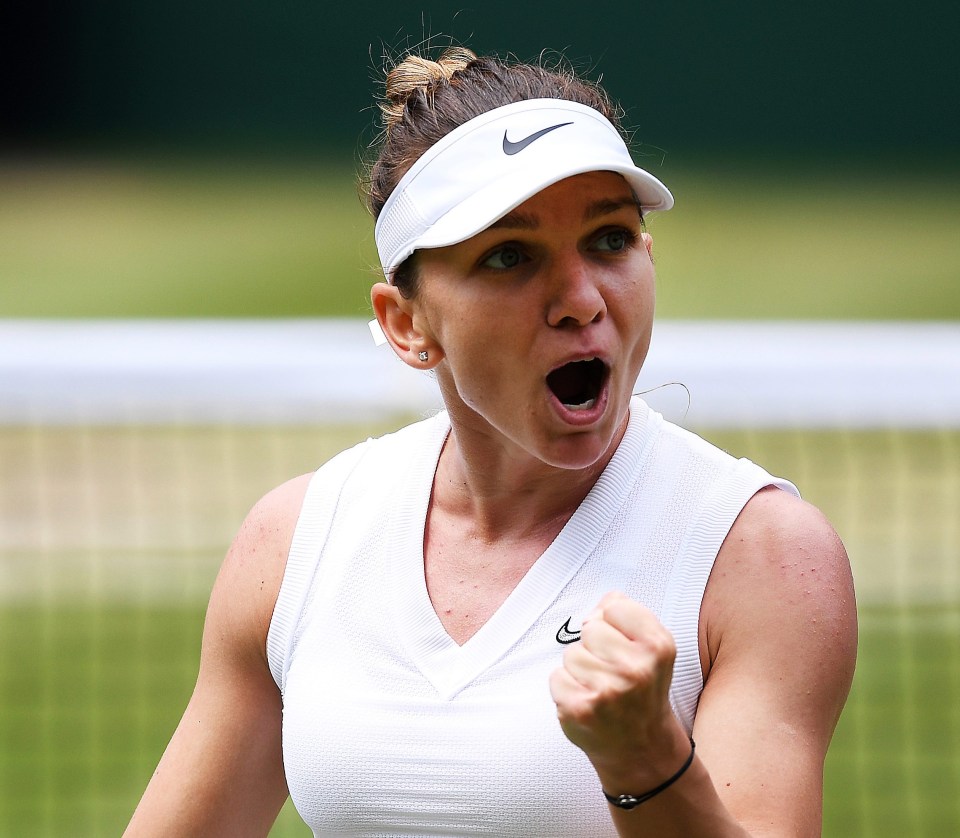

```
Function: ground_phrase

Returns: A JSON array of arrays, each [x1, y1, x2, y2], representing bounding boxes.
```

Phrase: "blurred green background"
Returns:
[[1, 1, 959, 836], [3, 0, 959, 321], [3, 162, 960, 321]]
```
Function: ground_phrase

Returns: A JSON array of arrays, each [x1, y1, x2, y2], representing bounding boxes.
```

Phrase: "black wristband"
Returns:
[[602, 737, 696, 810]]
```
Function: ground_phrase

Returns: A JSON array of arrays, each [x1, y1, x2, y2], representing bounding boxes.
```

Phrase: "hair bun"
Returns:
[[381, 47, 477, 129]]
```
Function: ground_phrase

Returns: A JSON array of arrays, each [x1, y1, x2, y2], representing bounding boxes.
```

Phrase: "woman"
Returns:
[[126, 47, 857, 837]]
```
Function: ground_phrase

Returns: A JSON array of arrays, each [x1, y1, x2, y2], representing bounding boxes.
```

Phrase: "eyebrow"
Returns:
[[486, 211, 538, 231], [582, 196, 643, 221], [486, 195, 641, 231]]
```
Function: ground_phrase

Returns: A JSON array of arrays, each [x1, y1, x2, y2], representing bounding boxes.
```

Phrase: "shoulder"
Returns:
[[709, 487, 851, 616], [204, 472, 314, 668], [700, 486, 857, 717], [712, 486, 846, 582], [236, 472, 314, 550]]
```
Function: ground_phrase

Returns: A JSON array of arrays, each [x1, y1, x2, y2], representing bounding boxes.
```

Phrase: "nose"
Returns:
[[545, 253, 607, 329]]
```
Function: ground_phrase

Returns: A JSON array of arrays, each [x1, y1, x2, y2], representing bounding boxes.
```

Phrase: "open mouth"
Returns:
[[546, 358, 608, 411]]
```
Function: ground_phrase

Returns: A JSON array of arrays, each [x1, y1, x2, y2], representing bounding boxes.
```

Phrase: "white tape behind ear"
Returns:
[[368, 319, 388, 346]]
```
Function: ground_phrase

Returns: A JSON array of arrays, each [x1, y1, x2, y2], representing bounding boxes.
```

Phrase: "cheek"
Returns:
[[639, 269, 656, 315], [435, 327, 510, 407], [616, 260, 656, 323], [616, 264, 656, 365], [437, 313, 542, 422]]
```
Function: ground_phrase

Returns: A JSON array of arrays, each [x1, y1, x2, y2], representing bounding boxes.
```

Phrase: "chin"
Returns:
[[542, 422, 625, 472]]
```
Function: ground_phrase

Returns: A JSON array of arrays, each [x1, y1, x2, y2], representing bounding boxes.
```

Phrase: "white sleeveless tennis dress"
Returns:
[[267, 399, 797, 836]]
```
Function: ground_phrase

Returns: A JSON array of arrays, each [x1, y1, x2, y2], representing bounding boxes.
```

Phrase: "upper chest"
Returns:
[[422, 509, 569, 645]]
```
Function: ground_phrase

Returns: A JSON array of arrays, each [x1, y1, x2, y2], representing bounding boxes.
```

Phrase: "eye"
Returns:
[[481, 244, 526, 270], [591, 229, 635, 253]]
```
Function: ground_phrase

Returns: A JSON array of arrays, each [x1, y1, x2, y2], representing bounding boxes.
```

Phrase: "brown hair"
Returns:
[[362, 47, 627, 294]]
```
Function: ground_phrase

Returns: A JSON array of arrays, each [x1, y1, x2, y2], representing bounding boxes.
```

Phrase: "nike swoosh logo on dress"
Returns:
[[502, 122, 573, 155], [556, 617, 582, 644]]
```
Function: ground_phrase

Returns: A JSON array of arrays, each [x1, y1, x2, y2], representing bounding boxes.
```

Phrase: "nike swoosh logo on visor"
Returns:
[[502, 121, 573, 155]]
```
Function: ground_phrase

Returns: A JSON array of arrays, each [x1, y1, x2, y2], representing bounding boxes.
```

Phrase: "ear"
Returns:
[[370, 282, 444, 369], [641, 231, 654, 257]]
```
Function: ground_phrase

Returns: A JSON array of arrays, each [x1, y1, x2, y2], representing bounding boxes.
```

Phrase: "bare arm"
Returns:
[[550, 487, 857, 837], [124, 473, 313, 838]]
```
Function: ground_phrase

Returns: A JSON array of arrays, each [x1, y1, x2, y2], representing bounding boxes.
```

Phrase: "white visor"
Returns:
[[374, 98, 674, 279]]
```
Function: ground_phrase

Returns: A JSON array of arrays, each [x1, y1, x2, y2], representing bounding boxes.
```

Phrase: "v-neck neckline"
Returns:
[[387, 405, 652, 699]]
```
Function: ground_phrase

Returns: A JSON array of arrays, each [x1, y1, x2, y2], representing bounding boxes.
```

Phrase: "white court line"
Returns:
[[1, 319, 958, 427]]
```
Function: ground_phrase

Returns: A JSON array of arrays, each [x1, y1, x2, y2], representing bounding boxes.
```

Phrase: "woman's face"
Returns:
[[409, 170, 656, 471]]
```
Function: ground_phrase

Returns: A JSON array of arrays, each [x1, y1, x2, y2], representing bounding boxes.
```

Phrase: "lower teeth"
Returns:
[[565, 398, 596, 411]]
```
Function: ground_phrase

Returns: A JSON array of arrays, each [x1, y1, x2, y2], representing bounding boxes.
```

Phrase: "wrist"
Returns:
[[601, 737, 696, 810], [590, 723, 694, 802]]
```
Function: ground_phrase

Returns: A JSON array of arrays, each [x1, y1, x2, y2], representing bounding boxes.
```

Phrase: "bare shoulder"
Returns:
[[700, 485, 858, 724], [226, 472, 314, 584], [709, 486, 853, 604], [205, 472, 315, 666]]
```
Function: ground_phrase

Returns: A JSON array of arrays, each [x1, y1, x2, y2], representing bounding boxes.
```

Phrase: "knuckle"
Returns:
[[646, 630, 677, 662], [621, 657, 654, 685], [560, 695, 596, 726]]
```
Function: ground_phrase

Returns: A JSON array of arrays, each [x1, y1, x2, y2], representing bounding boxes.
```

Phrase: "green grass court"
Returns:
[[1, 161, 959, 834]]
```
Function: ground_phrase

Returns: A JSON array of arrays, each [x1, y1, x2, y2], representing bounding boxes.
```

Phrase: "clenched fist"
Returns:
[[549, 591, 690, 785]]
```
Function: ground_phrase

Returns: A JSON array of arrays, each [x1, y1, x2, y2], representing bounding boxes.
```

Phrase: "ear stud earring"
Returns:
[[418, 350, 429, 362]]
